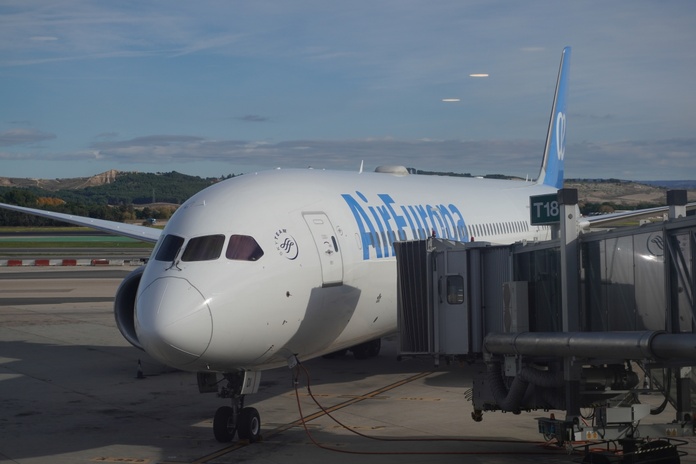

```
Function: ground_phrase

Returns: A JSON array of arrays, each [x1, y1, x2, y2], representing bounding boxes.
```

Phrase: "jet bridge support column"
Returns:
[[558, 188, 581, 420], [667, 189, 691, 423]]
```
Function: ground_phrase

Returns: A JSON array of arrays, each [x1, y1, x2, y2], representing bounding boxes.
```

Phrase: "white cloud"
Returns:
[[0, 128, 56, 146], [0, 135, 675, 180]]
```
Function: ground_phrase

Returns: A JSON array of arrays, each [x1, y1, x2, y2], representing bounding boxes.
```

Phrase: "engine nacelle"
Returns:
[[114, 266, 145, 350]]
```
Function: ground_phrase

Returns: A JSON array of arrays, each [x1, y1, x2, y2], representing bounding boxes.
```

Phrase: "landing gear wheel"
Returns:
[[367, 338, 381, 357], [352, 339, 382, 359], [213, 406, 236, 443], [237, 407, 261, 442], [352, 345, 370, 360]]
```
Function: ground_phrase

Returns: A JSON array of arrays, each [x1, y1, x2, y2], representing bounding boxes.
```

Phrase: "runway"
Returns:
[[1, 267, 694, 464]]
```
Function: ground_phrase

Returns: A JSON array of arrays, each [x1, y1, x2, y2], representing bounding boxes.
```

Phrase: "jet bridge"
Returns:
[[394, 189, 696, 463]]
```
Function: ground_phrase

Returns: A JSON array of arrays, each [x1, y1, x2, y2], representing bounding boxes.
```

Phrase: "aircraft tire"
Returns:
[[353, 339, 381, 359], [367, 338, 381, 357], [352, 344, 370, 360], [237, 407, 261, 442], [213, 406, 236, 443]]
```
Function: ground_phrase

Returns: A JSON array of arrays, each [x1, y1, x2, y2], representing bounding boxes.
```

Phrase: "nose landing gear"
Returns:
[[213, 402, 261, 443], [199, 370, 262, 443]]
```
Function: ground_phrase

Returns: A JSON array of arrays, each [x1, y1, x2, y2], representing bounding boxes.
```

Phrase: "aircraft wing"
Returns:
[[582, 203, 696, 229], [0, 202, 162, 243]]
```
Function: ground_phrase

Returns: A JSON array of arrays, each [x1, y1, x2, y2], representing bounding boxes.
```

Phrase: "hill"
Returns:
[[0, 170, 231, 205], [0, 169, 120, 191], [565, 179, 696, 207], [1, 169, 694, 210], [641, 180, 696, 190]]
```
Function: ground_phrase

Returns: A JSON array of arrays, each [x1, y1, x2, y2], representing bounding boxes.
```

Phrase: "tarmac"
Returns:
[[1, 266, 695, 464]]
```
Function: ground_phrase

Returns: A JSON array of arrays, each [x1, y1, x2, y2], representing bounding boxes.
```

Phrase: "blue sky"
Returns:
[[1, 1, 695, 181]]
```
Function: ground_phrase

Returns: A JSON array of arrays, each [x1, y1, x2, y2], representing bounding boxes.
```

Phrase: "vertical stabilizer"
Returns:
[[536, 47, 571, 189]]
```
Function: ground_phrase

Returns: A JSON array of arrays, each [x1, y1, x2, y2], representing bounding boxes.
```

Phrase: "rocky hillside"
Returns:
[[566, 179, 696, 207], [0, 169, 120, 191]]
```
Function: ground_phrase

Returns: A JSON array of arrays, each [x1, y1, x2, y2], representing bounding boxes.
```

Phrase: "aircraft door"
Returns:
[[303, 212, 344, 287]]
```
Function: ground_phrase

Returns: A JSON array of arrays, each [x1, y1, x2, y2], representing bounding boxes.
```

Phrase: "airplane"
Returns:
[[0, 47, 572, 443]]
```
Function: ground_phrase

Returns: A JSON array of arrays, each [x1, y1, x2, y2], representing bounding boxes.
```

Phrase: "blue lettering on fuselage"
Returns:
[[341, 191, 469, 260]]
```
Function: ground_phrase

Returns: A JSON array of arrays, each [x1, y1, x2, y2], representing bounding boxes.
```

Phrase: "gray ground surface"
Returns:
[[1, 267, 694, 463]]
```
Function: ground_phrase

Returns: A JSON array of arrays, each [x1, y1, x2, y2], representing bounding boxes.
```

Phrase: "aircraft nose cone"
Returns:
[[136, 277, 212, 367]]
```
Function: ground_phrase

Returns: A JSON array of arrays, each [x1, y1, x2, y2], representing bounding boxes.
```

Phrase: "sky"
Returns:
[[1, 1, 695, 181]]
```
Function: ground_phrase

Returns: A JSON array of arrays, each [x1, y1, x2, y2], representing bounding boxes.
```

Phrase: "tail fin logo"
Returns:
[[556, 111, 566, 161]]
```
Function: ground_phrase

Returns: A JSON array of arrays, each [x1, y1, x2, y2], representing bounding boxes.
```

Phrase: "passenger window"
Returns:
[[446, 275, 465, 305], [182, 234, 225, 262], [226, 235, 264, 261], [155, 234, 185, 261]]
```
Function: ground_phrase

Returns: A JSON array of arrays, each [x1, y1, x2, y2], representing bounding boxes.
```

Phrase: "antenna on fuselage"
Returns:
[[359, 160, 364, 174]]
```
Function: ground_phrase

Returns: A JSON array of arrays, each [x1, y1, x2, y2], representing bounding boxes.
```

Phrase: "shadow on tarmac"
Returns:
[[0, 333, 487, 463]]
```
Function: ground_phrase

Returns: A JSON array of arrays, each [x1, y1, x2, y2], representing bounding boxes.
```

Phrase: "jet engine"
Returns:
[[114, 266, 145, 350]]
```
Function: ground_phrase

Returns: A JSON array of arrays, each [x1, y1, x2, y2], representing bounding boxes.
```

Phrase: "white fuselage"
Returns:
[[133, 168, 556, 373]]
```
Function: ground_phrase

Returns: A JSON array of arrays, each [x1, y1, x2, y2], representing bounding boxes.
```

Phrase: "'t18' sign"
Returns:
[[530, 193, 560, 225]]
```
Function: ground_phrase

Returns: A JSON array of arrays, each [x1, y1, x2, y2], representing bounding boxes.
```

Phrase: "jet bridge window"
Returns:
[[226, 235, 264, 261], [155, 234, 185, 261], [182, 234, 225, 262], [446, 275, 465, 305]]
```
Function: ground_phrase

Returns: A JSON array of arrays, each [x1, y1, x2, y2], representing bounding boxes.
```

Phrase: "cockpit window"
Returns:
[[226, 235, 264, 261], [155, 234, 185, 261], [181, 234, 225, 262]]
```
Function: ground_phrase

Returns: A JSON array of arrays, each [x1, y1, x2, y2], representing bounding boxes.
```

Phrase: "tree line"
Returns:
[[0, 170, 667, 227], [0, 171, 235, 227], [0, 189, 180, 226]]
